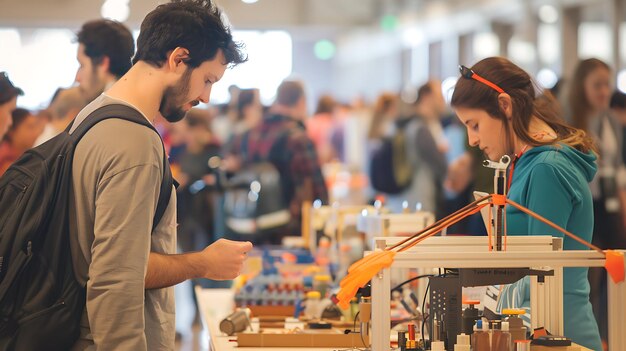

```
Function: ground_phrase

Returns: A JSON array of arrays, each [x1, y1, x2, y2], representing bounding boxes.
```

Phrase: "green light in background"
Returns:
[[380, 14, 398, 32], [314, 40, 336, 60]]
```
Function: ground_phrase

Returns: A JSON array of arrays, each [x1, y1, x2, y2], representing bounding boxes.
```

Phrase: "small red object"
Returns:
[[408, 323, 415, 341]]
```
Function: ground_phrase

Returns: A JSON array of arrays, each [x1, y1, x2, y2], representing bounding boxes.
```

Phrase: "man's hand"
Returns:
[[146, 239, 253, 289], [194, 239, 253, 280]]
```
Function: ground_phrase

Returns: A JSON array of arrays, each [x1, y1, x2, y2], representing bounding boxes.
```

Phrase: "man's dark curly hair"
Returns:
[[133, 0, 247, 68], [77, 19, 135, 78]]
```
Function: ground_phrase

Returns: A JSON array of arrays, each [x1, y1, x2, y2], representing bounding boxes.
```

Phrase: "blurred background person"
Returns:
[[306, 94, 338, 164], [34, 86, 87, 145], [232, 88, 262, 137], [75, 19, 134, 102], [367, 93, 400, 158], [568, 58, 626, 346], [367, 92, 399, 145], [0, 108, 43, 176], [0, 72, 23, 141], [384, 80, 448, 216], [610, 90, 626, 165], [223, 79, 328, 244], [569, 59, 626, 243], [365, 92, 400, 201], [227, 84, 241, 124]]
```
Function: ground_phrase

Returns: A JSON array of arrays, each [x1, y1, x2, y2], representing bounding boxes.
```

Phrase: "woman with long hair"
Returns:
[[568, 58, 626, 346], [367, 92, 399, 141], [451, 56, 601, 350]]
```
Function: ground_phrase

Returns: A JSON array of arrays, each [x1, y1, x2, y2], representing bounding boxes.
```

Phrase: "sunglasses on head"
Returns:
[[459, 65, 505, 94]]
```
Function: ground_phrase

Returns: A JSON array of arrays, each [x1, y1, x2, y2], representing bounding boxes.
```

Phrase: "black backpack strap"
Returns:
[[70, 104, 174, 232]]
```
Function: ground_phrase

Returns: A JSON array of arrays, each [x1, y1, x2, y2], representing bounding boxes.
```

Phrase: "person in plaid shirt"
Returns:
[[224, 80, 328, 243]]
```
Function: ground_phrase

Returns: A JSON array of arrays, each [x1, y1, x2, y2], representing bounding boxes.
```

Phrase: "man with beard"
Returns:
[[68, 1, 249, 350], [75, 19, 135, 102]]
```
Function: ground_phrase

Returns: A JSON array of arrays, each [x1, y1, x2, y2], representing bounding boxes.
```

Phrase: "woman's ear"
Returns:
[[498, 93, 513, 119]]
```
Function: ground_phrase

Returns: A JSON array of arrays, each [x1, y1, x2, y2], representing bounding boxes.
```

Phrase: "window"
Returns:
[[578, 22, 611, 62], [0, 28, 292, 109], [0, 28, 78, 109], [208, 30, 292, 105]]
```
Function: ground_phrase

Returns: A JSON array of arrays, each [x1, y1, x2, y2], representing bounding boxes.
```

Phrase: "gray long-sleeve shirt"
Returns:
[[69, 94, 176, 350]]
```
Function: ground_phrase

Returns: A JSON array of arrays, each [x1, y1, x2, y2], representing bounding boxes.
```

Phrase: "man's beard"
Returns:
[[159, 68, 198, 123], [159, 86, 187, 123], [81, 72, 107, 103]]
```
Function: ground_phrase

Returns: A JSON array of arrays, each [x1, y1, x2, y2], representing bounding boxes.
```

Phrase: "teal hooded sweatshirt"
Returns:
[[501, 144, 602, 350]]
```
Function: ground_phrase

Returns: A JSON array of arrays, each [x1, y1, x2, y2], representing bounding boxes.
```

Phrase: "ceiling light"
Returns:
[[101, 0, 130, 22], [314, 40, 335, 61], [537, 68, 558, 89], [539, 5, 559, 24]]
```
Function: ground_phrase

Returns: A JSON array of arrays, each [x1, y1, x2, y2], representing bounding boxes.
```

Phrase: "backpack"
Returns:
[[223, 130, 291, 237], [0, 104, 173, 350], [370, 117, 417, 194]]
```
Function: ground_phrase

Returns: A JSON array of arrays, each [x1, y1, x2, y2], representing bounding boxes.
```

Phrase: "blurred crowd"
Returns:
[[6, 60, 626, 238]]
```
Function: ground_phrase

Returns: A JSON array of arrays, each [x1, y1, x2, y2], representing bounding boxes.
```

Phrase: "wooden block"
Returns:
[[248, 305, 295, 317], [236, 329, 369, 348]]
